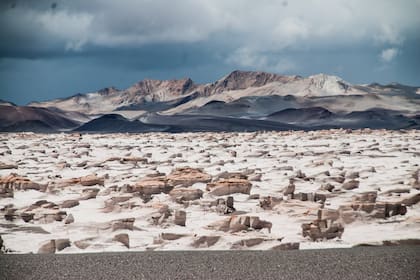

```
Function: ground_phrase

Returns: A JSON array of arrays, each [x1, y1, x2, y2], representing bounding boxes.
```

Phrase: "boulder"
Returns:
[[160, 233, 188, 240], [0, 162, 18, 170], [61, 200, 80, 208], [215, 171, 247, 180], [149, 204, 171, 225], [259, 196, 282, 210], [317, 209, 339, 222], [113, 233, 129, 248], [0, 173, 46, 192], [208, 215, 272, 233], [74, 240, 91, 250], [64, 214, 74, 224], [55, 239, 71, 251], [21, 212, 35, 223], [302, 219, 344, 241], [112, 218, 135, 231], [283, 181, 295, 197], [169, 188, 203, 202], [80, 174, 104, 186], [80, 188, 100, 200], [174, 210, 186, 226], [401, 193, 420, 206], [352, 191, 377, 203], [248, 173, 262, 182], [0, 183, 13, 198], [38, 240, 56, 254], [231, 238, 265, 249], [134, 176, 172, 195], [167, 167, 211, 187], [351, 202, 407, 219], [346, 171, 359, 179], [191, 236, 220, 248], [215, 197, 236, 215], [206, 179, 252, 196], [271, 243, 300, 250], [342, 180, 359, 190]]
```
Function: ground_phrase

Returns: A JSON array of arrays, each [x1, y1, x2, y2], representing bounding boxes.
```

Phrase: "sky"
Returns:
[[0, 0, 419, 105]]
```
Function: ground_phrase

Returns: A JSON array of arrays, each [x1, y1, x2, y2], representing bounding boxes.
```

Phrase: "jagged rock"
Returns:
[[259, 196, 282, 210], [191, 236, 220, 248], [382, 188, 410, 195], [320, 183, 335, 192], [215, 197, 236, 215], [346, 171, 359, 179], [401, 193, 420, 206], [231, 238, 265, 249], [302, 219, 344, 241], [80, 174, 104, 186], [149, 204, 171, 225], [21, 212, 35, 223], [352, 191, 377, 203], [0, 163, 18, 169], [294, 192, 326, 203], [0, 173, 46, 192], [105, 156, 147, 165], [103, 196, 133, 211], [296, 170, 306, 179], [166, 167, 211, 187], [0, 235, 3, 252], [112, 218, 135, 231], [80, 188, 100, 200], [113, 233, 129, 248], [0, 183, 13, 198], [226, 196, 234, 208], [61, 200, 80, 208], [271, 243, 300, 250], [248, 173, 262, 181], [342, 180, 360, 190], [55, 239, 71, 251], [215, 171, 248, 180], [330, 176, 345, 184], [160, 233, 188, 240], [134, 176, 172, 195], [206, 178, 252, 196], [338, 205, 361, 224], [174, 210, 186, 226], [169, 188, 203, 202], [207, 215, 272, 233], [248, 194, 260, 200], [283, 180, 295, 197], [352, 202, 407, 218], [4, 207, 17, 221], [74, 239, 91, 250], [64, 214, 74, 224], [317, 209, 339, 221], [38, 240, 56, 254]]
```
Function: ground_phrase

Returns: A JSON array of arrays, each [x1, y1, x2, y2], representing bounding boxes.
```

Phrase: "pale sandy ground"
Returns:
[[0, 129, 419, 253]]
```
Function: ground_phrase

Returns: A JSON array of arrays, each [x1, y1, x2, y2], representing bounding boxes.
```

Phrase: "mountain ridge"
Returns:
[[2, 70, 419, 132]]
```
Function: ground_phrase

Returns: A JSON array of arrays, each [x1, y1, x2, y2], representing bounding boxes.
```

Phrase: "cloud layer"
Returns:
[[1, 0, 419, 57], [0, 0, 419, 104]]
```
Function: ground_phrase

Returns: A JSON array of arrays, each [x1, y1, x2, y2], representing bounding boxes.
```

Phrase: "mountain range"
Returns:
[[1, 70, 419, 132]]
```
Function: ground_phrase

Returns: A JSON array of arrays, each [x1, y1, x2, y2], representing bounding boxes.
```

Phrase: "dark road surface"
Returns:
[[1, 246, 419, 280]]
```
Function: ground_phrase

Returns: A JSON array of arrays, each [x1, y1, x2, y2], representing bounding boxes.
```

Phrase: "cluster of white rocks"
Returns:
[[0, 129, 419, 253]]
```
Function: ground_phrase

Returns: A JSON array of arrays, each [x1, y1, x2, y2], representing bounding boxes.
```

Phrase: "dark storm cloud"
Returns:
[[0, 0, 419, 105]]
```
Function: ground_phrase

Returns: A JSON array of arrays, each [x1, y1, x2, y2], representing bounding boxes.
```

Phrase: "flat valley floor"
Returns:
[[0, 129, 419, 253]]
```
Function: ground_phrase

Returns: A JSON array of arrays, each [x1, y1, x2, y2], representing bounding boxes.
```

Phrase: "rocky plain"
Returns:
[[0, 129, 419, 254]]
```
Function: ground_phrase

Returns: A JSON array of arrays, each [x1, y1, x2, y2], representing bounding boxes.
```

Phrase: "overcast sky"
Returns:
[[1, 0, 419, 105]]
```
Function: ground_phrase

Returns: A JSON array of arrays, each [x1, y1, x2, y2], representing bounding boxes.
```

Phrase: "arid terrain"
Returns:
[[1, 129, 419, 253]]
